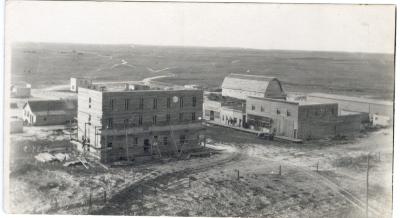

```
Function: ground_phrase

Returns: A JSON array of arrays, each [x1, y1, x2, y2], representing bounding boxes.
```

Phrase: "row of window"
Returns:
[[106, 112, 197, 128], [251, 104, 291, 117], [106, 135, 186, 148], [93, 96, 198, 111]]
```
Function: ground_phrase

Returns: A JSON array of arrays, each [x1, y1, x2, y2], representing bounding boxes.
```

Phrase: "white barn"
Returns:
[[221, 74, 286, 100]]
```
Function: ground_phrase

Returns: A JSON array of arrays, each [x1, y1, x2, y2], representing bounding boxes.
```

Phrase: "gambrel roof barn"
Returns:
[[221, 74, 286, 100]]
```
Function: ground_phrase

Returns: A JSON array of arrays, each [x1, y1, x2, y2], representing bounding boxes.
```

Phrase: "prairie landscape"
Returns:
[[11, 43, 394, 99], [7, 43, 394, 217]]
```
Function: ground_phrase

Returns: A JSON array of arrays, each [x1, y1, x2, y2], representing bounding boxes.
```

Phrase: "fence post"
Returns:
[[103, 190, 107, 203], [237, 169, 240, 180], [316, 161, 319, 172], [188, 177, 191, 188], [141, 185, 144, 200], [88, 191, 92, 214], [279, 165, 282, 176]]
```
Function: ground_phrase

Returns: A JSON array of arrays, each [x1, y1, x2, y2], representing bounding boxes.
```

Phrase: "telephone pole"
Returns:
[[366, 154, 370, 218]]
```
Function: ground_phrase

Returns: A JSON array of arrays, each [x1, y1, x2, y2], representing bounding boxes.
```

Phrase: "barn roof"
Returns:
[[23, 99, 77, 113], [221, 74, 281, 94]]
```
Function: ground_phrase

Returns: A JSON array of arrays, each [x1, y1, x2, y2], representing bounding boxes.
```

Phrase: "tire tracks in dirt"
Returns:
[[245, 145, 380, 217], [49, 149, 242, 215]]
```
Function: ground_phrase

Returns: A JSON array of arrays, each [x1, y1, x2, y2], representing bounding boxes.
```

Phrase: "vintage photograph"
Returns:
[[3, 1, 395, 217]]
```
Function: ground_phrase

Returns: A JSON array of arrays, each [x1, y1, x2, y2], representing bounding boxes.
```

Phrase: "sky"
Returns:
[[5, 1, 396, 53]]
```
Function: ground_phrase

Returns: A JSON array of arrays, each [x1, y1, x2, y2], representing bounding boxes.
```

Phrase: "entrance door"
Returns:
[[210, 111, 215, 121], [144, 139, 150, 154]]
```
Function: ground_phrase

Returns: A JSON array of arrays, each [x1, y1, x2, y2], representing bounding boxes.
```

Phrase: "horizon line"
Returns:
[[11, 41, 395, 55]]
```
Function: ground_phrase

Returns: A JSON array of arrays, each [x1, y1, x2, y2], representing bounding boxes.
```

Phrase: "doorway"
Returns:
[[144, 139, 150, 153], [210, 111, 215, 121]]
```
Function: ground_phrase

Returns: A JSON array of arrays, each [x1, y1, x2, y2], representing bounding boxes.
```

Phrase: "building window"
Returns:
[[166, 114, 171, 123], [139, 98, 144, 110], [110, 99, 114, 111], [287, 111, 291, 116], [276, 109, 281, 115], [107, 118, 113, 129], [134, 137, 138, 145], [179, 113, 184, 121], [44, 117, 47, 121], [179, 135, 186, 144], [261, 106, 264, 112], [251, 105, 255, 110], [138, 115, 143, 126], [180, 97, 184, 108], [167, 97, 171, 108], [89, 97, 91, 103], [88, 115, 91, 122], [124, 99, 129, 110], [124, 119, 129, 126], [153, 98, 158, 109], [192, 96, 197, 107], [107, 136, 113, 148], [152, 115, 157, 125], [192, 112, 196, 121], [163, 136, 168, 145]]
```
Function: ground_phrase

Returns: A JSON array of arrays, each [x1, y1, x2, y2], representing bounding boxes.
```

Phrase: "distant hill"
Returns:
[[10, 42, 394, 100]]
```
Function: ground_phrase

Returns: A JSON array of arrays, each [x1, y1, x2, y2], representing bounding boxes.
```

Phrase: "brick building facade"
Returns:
[[77, 84, 203, 163]]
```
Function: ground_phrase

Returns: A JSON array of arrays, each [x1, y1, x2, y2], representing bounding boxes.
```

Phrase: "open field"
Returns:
[[11, 43, 394, 100], [8, 124, 392, 217]]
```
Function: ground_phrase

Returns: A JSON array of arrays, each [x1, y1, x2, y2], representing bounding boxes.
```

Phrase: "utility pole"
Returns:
[[125, 122, 129, 161], [366, 154, 370, 218]]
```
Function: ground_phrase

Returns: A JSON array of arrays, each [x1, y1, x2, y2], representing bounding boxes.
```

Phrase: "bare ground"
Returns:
[[7, 124, 392, 217]]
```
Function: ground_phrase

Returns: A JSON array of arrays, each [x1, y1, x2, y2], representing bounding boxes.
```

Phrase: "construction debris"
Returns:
[[35, 153, 56, 163]]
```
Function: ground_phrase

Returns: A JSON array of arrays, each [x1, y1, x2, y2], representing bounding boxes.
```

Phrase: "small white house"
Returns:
[[372, 114, 392, 127], [11, 82, 31, 98]]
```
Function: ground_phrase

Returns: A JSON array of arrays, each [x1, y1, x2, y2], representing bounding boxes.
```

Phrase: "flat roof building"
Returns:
[[307, 93, 393, 119], [11, 82, 31, 98], [77, 83, 204, 163], [246, 97, 362, 140]]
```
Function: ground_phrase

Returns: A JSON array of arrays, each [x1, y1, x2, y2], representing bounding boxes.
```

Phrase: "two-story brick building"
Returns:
[[77, 83, 204, 163]]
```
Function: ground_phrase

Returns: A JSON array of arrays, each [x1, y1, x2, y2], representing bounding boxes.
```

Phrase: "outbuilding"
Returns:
[[11, 82, 31, 98], [22, 99, 77, 126]]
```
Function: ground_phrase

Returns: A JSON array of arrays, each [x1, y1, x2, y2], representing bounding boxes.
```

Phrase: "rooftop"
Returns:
[[205, 92, 246, 111], [81, 82, 198, 92], [308, 93, 393, 106], [24, 99, 77, 113], [248, 96, 337, 106]]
